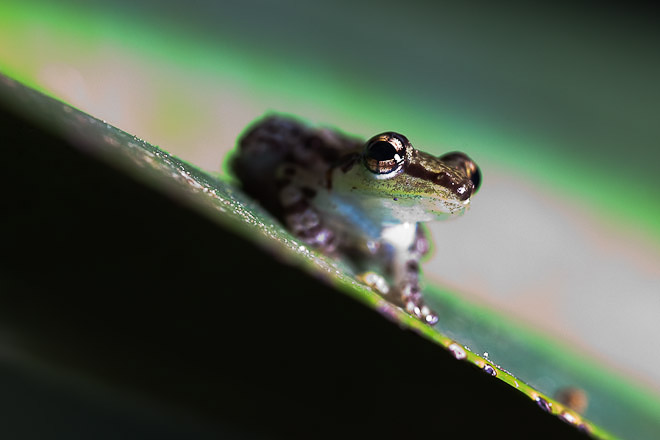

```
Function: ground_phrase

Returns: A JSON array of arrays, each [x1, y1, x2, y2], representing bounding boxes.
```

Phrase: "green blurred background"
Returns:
[[1, 0, 659, 435], [2, 0, 659, 224]]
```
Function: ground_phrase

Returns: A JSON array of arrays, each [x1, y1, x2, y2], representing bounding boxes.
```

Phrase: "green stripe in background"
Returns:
[[1, 0, 659, 246]]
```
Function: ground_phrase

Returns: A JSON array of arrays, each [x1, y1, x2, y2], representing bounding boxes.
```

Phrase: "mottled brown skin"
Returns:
[[232, 115, 365, 254]]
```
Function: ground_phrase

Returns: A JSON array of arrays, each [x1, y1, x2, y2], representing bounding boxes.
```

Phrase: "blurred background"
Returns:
[[1, 0, 659, 435]]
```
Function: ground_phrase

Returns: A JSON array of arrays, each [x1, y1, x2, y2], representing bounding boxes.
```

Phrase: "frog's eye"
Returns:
[[440, 152, 482, 194], [363, 132, 411, 176]]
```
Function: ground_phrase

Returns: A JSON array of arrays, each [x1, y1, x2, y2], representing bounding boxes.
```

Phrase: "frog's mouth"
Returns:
[[404, 163, 476, 202]]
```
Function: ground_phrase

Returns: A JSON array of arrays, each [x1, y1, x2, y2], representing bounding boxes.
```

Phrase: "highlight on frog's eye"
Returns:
[[363, 132, 410, 176]]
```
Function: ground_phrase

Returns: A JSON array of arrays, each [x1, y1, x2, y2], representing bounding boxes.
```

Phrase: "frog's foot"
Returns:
[[380, 223, 439, 325], [401, 285, 439, 325], [359, 270, 439, 325], [357, 271, 390, 295]]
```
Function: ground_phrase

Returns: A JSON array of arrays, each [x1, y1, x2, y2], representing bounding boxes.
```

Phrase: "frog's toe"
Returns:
[[422, 307, 439, 325], [405, 301, 438, 325], [402, 287, 438, 325], [358, 271, 390, 295]]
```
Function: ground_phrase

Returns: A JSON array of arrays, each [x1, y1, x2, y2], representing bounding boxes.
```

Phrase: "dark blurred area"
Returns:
[[0, 88, 589, 438]]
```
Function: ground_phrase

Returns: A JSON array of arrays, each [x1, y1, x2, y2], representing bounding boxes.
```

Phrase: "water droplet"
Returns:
[[559, 411, 577, 425], [448, 343, 466, 360], [424, 313, 438, 325], [482, 364, 497, 376], [535, 396, 552, 413], [577, 423, 590, 434]]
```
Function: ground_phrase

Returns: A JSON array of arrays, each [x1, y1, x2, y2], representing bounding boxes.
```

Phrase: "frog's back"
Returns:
[[232, 115, 362, 216]]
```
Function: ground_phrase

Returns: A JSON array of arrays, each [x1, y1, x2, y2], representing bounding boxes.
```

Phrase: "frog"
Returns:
[[231, 115, 481, 325]]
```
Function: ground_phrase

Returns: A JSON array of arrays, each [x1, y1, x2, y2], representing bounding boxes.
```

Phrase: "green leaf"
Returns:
[[6, 72, 660, 439]]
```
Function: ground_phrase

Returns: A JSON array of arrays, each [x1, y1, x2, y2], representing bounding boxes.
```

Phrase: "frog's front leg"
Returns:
[[381, 223, 438, 325]]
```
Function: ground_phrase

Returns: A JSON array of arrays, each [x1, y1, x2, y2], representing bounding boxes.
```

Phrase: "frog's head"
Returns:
[[333, 132, 481, 224]]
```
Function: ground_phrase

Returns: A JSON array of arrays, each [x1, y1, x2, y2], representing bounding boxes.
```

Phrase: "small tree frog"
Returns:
[[232, 115, 481, 325]]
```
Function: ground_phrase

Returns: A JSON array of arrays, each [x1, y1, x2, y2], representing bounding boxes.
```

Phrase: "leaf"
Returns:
[[3, 73, 659, 439]]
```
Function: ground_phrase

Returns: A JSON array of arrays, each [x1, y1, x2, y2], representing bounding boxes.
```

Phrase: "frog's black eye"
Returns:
[[439, 152, 482, 194], [363, 132, 411, 175], [470, 166, 482, 193]]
